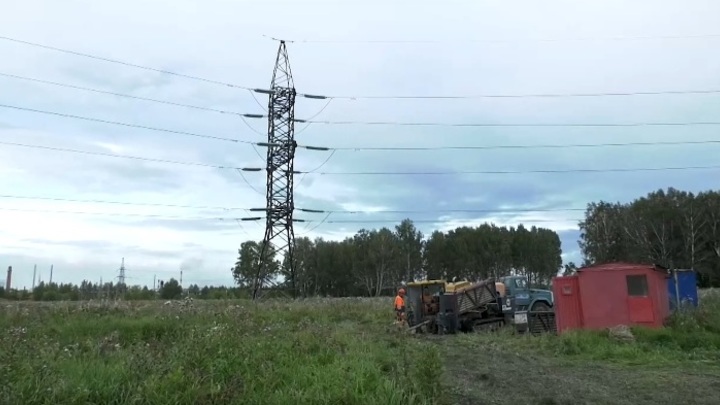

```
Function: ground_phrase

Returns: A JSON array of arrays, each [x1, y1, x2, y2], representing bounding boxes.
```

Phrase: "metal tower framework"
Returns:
[[116, 258, 128, 299], [117, 258, 126, 286], [253, 40, 298, 300]]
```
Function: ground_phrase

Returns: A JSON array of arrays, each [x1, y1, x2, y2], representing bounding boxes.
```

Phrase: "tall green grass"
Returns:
[[0, 299, 444, 405], [3, 291, 718, 404], [503, 289, 720, 365]]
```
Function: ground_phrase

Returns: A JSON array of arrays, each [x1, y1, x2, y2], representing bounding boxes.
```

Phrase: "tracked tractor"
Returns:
[[404, 278, 508, 334]]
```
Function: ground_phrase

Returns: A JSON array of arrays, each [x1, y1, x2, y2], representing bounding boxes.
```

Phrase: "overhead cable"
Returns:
[[4, 35, 719, 101], [296, 206, 586, 214], [0, 103, 258, 143], [287, 32, 720, 44], [3, 140, 720, 176], [0, 194, 253, 211], [296, 118, 720, 128], [0, 194, 587, 215], [302, 218, 582, 224], [0, 206, 262, 221], [298, 89, 720, 101], [0, 140, 258, 170], [301, 165, 720, 175], [6, 102, 720, 153], [0, 35, 256, 91], [320, 139, 720, 151], [0, 72, 258, 116], [0, 206, 580, 226]]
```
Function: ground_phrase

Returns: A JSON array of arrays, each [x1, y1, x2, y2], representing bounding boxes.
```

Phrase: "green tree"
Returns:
[[395, 218, 424, 283], [160, 278, 183, 300], [579, 187, 720, 287], [562, 262, 578, 276], [232, 240, 280, 292]]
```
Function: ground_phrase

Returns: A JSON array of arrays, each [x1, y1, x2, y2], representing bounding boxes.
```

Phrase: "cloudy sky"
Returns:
[[1, 0, 719, 289]]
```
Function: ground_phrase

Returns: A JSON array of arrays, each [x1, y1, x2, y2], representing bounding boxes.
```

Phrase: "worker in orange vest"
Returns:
[[394, 288, 406, 323]]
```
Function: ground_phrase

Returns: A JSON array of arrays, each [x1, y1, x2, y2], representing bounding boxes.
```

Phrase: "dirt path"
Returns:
[[438, 338, 720, 405]]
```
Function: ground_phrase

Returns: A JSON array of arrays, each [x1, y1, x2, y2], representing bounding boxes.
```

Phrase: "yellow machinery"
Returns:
[[405, 278, 507, 333]]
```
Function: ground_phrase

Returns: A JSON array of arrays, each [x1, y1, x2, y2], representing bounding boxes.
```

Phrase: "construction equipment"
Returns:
[[405, 278, 508, 334], [404, 275, 556, 335]]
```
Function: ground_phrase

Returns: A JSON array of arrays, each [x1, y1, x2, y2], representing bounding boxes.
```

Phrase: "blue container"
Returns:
[[667, 269, 699, 310]]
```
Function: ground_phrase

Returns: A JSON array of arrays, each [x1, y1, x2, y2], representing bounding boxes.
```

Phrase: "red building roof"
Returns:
[[578, 262, 668, 273]]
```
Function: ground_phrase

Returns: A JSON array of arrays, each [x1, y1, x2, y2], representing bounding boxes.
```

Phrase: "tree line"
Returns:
[[232, 219, 563, 297], [578, 187, 720, 287], [0, 278, 246, 301]]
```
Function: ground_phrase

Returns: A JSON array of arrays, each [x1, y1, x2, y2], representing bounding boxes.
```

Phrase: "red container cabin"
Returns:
[[552, 262, 671, 333]]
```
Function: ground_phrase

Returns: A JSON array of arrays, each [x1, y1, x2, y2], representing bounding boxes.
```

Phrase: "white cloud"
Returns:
[[1, 0, 719, 288], [437, 211, 581, 234], [338, 202, 389, 213]]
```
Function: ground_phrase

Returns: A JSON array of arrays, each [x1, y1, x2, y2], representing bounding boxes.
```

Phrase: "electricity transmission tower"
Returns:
[[117, 257, 127, 298], [253, 40, 298, 300]]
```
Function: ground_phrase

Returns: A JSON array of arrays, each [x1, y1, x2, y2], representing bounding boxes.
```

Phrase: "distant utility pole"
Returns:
[[117, 258, 126, 299], [253, 40, 298, 300], [5, 266, 12, 291], [117, 258, 126, 285], [49, 264, 53, 284], [32, 264, 37, 290]]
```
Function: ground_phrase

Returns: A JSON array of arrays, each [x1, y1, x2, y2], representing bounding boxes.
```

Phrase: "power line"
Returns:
[[287, 33, 720, 44], [0, 35, 256, 91], [0, 194, 588, 215], [0, 103, 258, 143], [4, 133, 719, 171], [0, 194, 252, 211], [0, 206, 262, 221], [0, 140, 258, 170], [4, 36, 719, 102], [0, 206, 581, 225], [15, 72, 715, 143], [297, 206, 586, 214], [300, 89, 720, 100], [296, 118, 720, 128], [322, 139, 720, 151], [308, 218, 582, 224], [4, 139, 720, 176], [0, 72, 260, 116], [303, 164, 720, 176], [4, 102, 720, 154]]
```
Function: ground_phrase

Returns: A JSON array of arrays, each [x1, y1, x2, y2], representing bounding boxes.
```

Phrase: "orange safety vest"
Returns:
[[394, 295, 405, 311]]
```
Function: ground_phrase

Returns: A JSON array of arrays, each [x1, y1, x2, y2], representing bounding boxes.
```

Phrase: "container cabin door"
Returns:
[[555, 276, 583, 332], [626, 274, 655, 324]]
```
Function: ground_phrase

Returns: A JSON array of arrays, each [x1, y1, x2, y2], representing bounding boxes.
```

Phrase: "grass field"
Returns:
[[1, 290, 719, 405]]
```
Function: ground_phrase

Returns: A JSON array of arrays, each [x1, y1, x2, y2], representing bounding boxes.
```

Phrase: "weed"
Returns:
[[2, 291, 719, 404], [0, 299, 442, 405]]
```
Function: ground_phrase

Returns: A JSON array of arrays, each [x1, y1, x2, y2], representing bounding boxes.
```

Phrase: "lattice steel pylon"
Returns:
[[253, 40, 298, 300]]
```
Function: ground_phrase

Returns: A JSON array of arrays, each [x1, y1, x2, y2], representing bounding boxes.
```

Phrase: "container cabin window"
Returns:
[[626, 275, 649, 297]]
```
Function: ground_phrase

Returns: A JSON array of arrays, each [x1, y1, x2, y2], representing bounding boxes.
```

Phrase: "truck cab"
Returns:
[[498, 275, 554, 314], [497, 275, 555, 334]]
